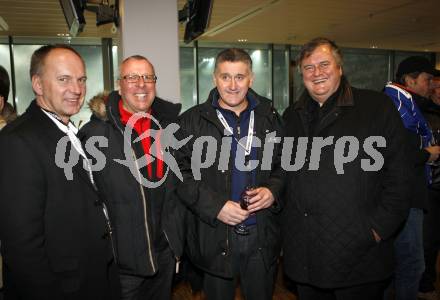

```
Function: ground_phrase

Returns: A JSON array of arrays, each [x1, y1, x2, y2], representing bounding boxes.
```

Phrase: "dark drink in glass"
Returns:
[[234, 185, 254, 235]]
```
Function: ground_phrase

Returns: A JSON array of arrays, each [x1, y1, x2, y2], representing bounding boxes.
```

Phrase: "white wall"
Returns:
[[119, 0, 181, 103]]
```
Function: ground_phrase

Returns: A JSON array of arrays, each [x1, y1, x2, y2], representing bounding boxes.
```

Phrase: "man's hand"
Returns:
[[217, 200, 249, 225], [247, 187, 275, 213], [425, 145, 440, 162]]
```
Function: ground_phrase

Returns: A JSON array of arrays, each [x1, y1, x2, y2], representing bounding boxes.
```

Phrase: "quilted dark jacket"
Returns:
[[281, 82, 410, 288]]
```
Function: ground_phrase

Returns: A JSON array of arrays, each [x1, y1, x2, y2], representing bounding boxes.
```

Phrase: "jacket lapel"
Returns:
[[29, 101, 97, 192]]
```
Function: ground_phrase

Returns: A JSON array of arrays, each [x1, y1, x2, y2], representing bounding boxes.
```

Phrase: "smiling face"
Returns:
[[213, 61, 254, 115], [300, 44, 342, 104], [32, 48, 86, 124], [119, 58, 156, 114]]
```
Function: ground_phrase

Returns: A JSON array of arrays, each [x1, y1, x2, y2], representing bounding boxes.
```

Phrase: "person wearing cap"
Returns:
[[384, 56, 440, 300], [416, 72, 440, 300]]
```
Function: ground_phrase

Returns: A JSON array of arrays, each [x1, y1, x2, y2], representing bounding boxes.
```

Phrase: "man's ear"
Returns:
[[0, 96, 4, 112], [212, 73, 217, 87], [249, 71, 255, 87], [403, 75, 415, 89], [31, 75, 43, 96]]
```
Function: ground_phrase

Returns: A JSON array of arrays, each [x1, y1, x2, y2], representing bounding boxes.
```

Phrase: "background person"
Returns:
[[384, 56, 440, 300]]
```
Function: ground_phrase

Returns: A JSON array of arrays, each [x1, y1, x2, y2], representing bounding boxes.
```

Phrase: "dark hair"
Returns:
[[297, 37, 343, 71], [29, 44, 84, 79], [214, 48, 253, 72], [0, 65, 10, 102]]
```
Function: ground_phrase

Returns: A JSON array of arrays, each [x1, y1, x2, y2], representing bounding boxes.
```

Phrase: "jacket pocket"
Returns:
[[51, 257, 80, 293]]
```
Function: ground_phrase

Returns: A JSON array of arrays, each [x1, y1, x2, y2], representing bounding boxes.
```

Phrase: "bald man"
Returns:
[[79, 55, 184, 300]]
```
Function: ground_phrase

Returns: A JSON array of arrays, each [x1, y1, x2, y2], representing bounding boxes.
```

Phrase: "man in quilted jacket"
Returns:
[[281, 37, 410, 300]]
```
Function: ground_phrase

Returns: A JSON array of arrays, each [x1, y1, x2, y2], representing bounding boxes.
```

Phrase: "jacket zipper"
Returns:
[[109, 107, 157, 273], [132, 150, 157, 273], [163, 230, 181, 273]]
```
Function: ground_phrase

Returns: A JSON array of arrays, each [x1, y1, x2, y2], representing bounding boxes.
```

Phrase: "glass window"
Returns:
[[112, 45, 119, 88], [179, 46, 196, 111], [71, 45, 104, 127], [290, 48, 304, 102], [249, 49, 270, 99], [0, 44, 12, 104], [13, 44, 43, 115], [197, 47, 218, 103], [342, 50, 389, 92], [273, 46, 289, 113]]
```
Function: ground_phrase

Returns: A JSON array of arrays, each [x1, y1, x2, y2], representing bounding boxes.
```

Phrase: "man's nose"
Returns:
[[136, 77, 146, 87], [230, 78, 237, 89], [313, 65, 322, 76], [70, 81, 83, 94]]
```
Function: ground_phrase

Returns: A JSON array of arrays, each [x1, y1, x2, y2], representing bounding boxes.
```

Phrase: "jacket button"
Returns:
[[304, 212, 308, 217]]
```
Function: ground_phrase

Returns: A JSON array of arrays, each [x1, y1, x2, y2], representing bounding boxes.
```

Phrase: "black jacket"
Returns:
[[0, 101, 119, 300], [281, 83, 410, 288], [175, 88, 285, 278], [415, 95, 440, 190], [79, 91, 185, 277]]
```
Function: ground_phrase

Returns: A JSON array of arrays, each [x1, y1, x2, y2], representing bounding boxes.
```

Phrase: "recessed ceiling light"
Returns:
[[370, 45, 378, 49], [238, 39, 247, 42], [57, 33, 70, 37]]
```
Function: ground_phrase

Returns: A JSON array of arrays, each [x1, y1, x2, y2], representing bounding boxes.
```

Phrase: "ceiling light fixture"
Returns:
[[238, 39, 247, 42]]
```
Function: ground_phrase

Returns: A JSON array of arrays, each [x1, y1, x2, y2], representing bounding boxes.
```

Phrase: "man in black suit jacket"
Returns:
[[0, 45, 119, 300]]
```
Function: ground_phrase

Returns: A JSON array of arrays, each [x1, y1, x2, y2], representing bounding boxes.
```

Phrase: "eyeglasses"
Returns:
[[120, 74, 157, 83]]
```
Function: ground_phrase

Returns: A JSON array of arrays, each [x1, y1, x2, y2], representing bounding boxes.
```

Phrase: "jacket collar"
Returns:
[[26, 100, 97, 191], [89, 90, 181, 128]]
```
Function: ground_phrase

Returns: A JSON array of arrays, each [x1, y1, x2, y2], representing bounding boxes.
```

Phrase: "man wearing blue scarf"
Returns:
[[384, 56, 440, 300]]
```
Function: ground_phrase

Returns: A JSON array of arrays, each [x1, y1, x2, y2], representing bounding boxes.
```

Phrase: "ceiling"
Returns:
[[0, 0, 439, 52]]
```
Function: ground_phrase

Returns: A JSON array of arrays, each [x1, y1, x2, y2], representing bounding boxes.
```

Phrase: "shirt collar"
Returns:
[[40, 109, 78, 135]]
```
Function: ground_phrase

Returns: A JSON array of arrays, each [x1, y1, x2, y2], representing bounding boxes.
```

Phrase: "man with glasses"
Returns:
[[175, 48, 284, 300], [79, 55, 184, 299], [0, 45, 120, 299]]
